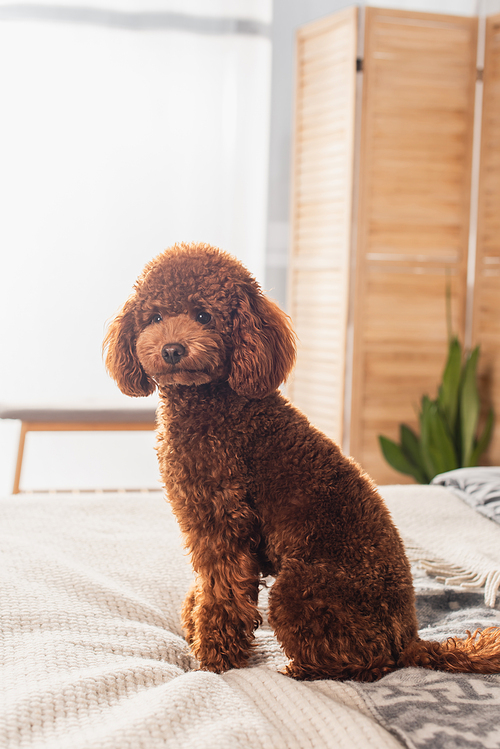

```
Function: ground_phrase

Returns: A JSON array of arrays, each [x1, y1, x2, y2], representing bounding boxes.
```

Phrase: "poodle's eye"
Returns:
[[151, 313, 163, 324], [195, 311, 212, 325]]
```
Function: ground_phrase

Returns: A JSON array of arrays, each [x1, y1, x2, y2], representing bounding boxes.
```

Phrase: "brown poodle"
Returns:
[[104, 242, 500, 681]]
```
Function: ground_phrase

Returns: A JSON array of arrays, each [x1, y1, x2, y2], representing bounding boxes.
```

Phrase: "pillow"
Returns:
[[431, 467, 500, 525]]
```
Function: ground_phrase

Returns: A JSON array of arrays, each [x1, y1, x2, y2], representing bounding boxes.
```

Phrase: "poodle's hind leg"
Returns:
[[268, 559, 398, 682], [185, 556, 262, 673]]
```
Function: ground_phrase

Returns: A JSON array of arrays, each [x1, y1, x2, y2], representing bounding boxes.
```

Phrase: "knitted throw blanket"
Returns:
[[1, 489, 500, 749], [380, 484, 500, 608]]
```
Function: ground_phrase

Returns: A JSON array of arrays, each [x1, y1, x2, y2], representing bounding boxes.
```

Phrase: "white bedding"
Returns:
[[1, 488, 500, 749]]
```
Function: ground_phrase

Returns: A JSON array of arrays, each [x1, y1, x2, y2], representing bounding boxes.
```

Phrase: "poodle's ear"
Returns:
[[103, 299, 156, 397], [229, 289, 297, 398]]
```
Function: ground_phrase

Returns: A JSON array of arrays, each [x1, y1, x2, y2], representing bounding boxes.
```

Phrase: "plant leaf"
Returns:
[[427, 403, 459, 475], [437, 336, 462, 436], [419, 396, 439, 480], [460, 346, 481, 466], [470, 408, 495, 466], [420, 397, 458, 479], [400, 424, 430, 482], [379, 337, 494, 481], [378, 436, 426, 483]]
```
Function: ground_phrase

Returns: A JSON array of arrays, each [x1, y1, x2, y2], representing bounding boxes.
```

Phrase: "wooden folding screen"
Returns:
[[287, 7, 357, 441], [289, 7, 486, 483], [351, 9, 477, 481], [473, 13, 500, 465]]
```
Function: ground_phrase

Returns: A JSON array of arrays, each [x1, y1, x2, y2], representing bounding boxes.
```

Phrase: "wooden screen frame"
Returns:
[[287, 6, 358, 444], [350, 7, 478, 481]]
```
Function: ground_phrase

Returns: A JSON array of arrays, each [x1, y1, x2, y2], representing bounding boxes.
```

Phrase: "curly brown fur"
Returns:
[[104, 242, 500, 681]]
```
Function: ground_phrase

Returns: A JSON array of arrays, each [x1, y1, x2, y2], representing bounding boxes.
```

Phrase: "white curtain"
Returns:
[[0, 0, 272, 406]]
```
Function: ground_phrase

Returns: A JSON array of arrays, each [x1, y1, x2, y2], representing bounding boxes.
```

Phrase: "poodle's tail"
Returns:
[[399, 627, 500, 674]]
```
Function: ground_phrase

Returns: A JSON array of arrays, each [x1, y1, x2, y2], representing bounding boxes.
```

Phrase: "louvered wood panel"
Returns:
[[288, 6, 357, 443], [351, 8, 477, 482], [472, 13, 500, 465]]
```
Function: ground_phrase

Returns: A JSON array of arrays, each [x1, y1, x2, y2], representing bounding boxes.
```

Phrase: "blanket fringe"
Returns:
[[403, 536, 500, 607], [418, 560, 500, 608]]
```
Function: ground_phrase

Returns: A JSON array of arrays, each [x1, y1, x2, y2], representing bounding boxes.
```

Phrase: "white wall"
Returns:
[[0, 0, 272, 493]]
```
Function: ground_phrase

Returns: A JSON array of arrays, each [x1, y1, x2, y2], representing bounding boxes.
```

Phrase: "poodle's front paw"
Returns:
[[195, 638, 252, 673], [181, 588, 197, 645]]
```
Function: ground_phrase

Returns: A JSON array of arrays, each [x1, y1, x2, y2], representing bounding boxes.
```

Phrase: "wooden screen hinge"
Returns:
[[477, 67, 484, 81], [356, 58, 363, 72]]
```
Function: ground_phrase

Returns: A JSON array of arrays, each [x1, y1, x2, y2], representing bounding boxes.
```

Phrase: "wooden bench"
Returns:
[[0, 406, 157, 494]]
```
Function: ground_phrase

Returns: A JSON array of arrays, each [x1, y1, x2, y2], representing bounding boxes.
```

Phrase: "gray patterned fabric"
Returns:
[[357, 667, 500, 749], [432, 467, 500, 526], [354, 566, 500, 749]]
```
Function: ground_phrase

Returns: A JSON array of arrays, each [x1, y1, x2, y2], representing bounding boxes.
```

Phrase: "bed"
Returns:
[[2, 473, 500, 749]]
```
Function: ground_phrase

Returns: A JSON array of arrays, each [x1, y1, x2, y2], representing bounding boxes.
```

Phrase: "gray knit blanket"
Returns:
[[1, 487, 500, 749]]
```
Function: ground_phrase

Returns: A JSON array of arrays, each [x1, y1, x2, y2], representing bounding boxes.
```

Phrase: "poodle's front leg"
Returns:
[[182, 551, 262, 673]]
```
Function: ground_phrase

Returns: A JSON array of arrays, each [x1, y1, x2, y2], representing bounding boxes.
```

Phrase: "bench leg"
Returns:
[[13, 422, 28, 495]]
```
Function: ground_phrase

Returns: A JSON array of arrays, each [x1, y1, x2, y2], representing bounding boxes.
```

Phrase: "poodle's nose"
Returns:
[[161, 343, 186, 365]]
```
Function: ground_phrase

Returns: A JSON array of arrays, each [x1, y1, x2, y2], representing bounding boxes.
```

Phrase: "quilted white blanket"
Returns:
[[1, 488, 500, 749]]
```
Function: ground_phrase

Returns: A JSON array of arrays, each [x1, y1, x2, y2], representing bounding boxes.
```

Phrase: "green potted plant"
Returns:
[[379, 336, 494, 483]]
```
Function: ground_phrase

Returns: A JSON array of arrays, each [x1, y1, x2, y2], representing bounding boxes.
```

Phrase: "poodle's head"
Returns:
[[104, 243, 296, 399]]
